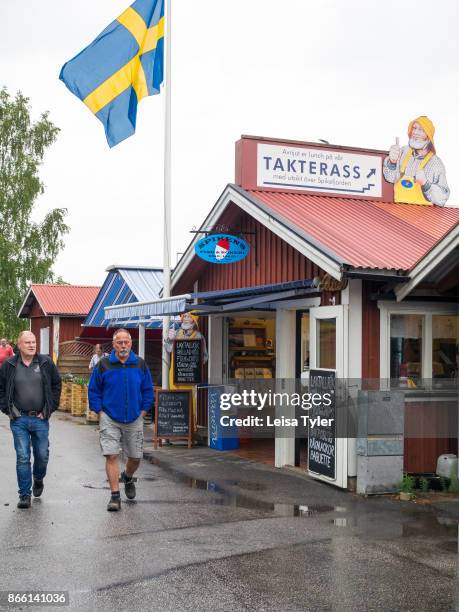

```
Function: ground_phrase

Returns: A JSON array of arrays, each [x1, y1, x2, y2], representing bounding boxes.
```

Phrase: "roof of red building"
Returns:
[[244, 189, 459, 271], [19, 284, 101, 318]]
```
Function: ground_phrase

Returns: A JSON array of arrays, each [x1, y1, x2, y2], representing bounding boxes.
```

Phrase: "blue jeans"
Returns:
[[10, 416, 49, 496]]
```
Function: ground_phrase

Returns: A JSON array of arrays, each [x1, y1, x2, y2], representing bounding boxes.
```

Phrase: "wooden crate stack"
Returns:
[[71, 384, 88, 417], [86, 402, 99, 424], [59, 381, 73, 412]]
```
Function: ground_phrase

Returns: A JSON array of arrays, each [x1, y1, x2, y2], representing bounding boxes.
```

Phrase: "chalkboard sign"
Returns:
[[154, 389, 192, 448], [308, 369, 336, 479], [173, 339, 202, 385]]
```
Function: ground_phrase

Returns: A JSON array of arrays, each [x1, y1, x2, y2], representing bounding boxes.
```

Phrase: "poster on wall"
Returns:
[[308, 368, 336, 480], [383, 116, 449, 207]]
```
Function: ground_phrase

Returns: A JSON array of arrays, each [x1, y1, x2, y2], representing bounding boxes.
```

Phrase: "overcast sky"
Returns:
[[1, 0, 458, 287]]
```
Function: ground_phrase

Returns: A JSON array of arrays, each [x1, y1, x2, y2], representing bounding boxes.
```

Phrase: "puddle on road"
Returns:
[[145, 456, 459, 549], [146, 456, 343, 516], [223, 480, 267, 492]]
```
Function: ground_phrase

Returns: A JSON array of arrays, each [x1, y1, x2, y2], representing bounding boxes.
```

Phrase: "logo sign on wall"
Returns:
[[257, 143, 382, 197], [194, 234, 250, 264]]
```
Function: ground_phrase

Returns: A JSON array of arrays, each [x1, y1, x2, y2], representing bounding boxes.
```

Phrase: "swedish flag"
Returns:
[[60, 0, 164, 147]]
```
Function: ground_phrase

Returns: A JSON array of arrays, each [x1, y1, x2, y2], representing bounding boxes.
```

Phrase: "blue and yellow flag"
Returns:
[[60, 0, 164, 147]]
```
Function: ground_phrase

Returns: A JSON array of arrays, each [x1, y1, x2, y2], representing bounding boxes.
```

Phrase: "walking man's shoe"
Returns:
[[107, 494, 121, 512], [32, 478, 44, 497], [121, 471, 136, 500], [17, 495, 31, 509]]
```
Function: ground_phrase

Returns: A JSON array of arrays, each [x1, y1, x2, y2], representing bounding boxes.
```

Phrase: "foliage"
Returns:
[[399, 474, 415, 494], [0, 88, 69, 340], [73, 377, 89, 386], [418, 477, 429, 493], [448, 467, 459, 494], [439, 476, 449, 492]]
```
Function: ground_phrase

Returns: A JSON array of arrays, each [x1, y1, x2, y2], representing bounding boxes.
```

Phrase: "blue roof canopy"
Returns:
[[83, 266, 163, 329]]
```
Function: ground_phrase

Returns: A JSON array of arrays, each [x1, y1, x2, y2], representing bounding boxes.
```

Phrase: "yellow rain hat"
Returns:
[[408, 116, 435, 152]]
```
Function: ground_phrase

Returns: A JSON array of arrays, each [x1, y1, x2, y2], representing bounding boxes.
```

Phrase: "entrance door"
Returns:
[[40, 327, 50, 356], [309, 306, 348, 488]]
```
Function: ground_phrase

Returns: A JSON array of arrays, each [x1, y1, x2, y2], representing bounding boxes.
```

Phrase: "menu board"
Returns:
[[308, 369, 336, 479], [154, 389, 192, 448], [173, 339, 202, 385]]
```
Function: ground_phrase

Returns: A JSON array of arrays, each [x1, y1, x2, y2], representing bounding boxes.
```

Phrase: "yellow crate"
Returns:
[[71, 384, 88, 416], [86, 406, 99, 423], [59, 382, 73, 412]]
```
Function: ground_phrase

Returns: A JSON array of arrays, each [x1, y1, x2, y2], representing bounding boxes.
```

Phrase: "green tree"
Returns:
[[0, 88, 68, 340]]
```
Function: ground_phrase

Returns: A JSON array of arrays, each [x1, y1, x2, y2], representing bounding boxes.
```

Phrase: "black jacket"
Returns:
[[0, 353, 62, 419]]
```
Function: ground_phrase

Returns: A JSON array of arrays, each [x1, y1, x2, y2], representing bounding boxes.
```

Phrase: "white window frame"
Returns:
[[378, 301, 458, 383], [309, 305, 348, 378]]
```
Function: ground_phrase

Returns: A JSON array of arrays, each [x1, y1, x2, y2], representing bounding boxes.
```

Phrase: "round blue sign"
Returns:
[[401, 178, 414, 189], [194, 234, 250, 264]]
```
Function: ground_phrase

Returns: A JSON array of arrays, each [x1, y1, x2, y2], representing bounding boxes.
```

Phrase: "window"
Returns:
[[390, 315, 423, 386], [380, 303, 458, 387], [317, 318, 336, 369], [432, 315, 458, 380]]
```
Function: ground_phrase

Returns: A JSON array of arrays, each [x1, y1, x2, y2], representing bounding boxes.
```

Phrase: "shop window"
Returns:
[[390, 314, 423, 386], [432, 315, 458, 380], [228, 317, 275, 379], [317, 318, 336, 370]]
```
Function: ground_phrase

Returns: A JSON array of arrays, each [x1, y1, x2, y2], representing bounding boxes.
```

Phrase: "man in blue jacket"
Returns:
[[88, 329, 153, 511]]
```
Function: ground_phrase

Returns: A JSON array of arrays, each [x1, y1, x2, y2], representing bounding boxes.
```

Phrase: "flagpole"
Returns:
[[161, 0, 172, 390]]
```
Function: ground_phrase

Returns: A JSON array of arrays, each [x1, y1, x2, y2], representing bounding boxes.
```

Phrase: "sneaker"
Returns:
[[32, 479, 44, 497], [17, 495, 31, 509], [121, 471, 136, 500], [107, 495, 121, 512]]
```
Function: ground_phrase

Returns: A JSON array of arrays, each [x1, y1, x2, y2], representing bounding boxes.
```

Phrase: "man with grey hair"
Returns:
[[88, 329, 153, 511], [0, 331, 61, 508]]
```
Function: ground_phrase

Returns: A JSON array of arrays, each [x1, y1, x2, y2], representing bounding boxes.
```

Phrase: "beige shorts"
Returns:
[[99, 411, 144, 459]]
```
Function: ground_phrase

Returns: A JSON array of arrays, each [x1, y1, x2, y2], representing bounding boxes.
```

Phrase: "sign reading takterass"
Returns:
[[195, 234, 250, 264], [257, 143, 382, 197]]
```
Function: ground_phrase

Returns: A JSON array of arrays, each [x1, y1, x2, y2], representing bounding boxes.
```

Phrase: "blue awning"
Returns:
[[103, 278, 320, 323]]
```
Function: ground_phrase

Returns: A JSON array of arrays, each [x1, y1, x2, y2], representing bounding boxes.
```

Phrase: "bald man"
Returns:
[[0, 331, 61, 509]]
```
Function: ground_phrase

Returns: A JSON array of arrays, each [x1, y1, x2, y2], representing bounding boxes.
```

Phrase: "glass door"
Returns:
[[308, 306, 348, 488]]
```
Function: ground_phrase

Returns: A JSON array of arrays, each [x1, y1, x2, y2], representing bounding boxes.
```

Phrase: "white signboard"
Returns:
[[257, 143, 382, 197]]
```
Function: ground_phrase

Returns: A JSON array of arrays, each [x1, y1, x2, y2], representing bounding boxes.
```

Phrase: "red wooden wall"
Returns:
[[174, 203, 339, 306], [362, 281, 380, 382], [59, 318, 85, 343]]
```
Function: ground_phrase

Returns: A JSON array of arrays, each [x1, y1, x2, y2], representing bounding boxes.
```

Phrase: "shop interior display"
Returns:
[[228, 318, 275, 379]]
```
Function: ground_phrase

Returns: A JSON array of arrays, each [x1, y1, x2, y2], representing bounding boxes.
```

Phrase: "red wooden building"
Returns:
[[18, 284, 100, 361], [104, 135, 459, 491]]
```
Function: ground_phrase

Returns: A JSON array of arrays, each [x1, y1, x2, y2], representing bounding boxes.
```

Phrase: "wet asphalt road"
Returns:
[[0, 414, 457, 612]]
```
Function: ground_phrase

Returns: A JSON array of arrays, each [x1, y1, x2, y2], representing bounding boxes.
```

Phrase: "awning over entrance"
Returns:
[[104, 278, 320, 325]]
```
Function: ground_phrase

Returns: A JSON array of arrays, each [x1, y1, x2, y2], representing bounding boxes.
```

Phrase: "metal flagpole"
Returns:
[[161, 0, 172, 390]]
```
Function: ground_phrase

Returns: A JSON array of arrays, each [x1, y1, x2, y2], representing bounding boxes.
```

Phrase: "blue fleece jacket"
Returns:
[[88, 350, 153, 423]]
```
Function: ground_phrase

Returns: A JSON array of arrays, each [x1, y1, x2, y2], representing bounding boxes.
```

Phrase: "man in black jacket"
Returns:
[[0, 331, 61, 509]]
